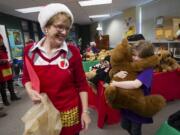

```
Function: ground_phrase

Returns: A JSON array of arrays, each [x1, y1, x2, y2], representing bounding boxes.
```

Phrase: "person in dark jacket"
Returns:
[[0, 34, 21, 106]]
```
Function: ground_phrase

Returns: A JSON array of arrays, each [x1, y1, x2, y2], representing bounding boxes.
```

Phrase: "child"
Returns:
[[110, 40, 155, 135]]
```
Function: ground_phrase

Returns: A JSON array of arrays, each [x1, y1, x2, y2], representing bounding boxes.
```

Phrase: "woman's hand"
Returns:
[[81, 111, 91, 131], [27, 89, 42, 104], [113, 71, 128, 79]]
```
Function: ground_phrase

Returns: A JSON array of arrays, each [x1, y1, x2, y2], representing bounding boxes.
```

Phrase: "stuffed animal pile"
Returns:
[[97, 49, 111, 60], [155, 49, 180, 72], [85, 51, 97, 61], [105, 39, 166, 117]]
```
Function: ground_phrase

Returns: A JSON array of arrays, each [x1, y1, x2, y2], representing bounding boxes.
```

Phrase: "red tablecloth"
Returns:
[[151, 69, 180, 101], [88, 82, 121, 128], [88, 69, 180, 128]]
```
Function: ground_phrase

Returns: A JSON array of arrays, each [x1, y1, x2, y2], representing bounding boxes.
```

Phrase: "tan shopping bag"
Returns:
[[21, 93, 62, 135]]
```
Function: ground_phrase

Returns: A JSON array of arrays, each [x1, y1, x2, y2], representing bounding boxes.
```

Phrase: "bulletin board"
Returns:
[[7, 29, 24, 59]]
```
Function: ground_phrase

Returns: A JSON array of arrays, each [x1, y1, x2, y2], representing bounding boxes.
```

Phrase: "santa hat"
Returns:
[[38, 3, 74, 33]]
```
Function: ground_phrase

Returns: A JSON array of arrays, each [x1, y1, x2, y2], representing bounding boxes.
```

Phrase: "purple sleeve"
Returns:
[[137, 68, 153, 95]]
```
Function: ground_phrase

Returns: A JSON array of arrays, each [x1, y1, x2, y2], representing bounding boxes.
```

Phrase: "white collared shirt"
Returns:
[[30, 37, 68, 65]]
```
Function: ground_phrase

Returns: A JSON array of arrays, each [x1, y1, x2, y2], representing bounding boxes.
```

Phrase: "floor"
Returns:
[[0, 86, 179, 135]]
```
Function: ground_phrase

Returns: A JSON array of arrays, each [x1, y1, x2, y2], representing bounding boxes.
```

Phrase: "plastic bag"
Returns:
[[21, 93, 62, 135]]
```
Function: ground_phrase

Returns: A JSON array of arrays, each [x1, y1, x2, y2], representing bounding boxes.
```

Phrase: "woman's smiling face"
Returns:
[[45, 13, 71, 47]]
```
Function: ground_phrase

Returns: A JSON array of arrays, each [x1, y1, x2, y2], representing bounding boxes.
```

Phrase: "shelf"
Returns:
[[152, 41, 180, 58]]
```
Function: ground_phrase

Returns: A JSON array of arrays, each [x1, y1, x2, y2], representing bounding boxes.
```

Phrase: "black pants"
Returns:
[[0, 80, 16, 102], [121, 117, 142, 135]]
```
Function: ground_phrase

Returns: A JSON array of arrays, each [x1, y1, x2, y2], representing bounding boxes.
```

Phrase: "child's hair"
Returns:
[[133, 40, 154, 58]]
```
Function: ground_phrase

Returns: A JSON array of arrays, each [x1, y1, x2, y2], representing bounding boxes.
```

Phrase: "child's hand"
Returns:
[[110, 80, 118, 87], [114, 71, 128, 79]]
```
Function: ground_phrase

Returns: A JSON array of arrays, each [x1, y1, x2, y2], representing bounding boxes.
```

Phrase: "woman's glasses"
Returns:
[[52, 24, 70, 32]]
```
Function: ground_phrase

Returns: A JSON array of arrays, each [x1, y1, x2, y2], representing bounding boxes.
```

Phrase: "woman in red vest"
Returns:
[[22, 3, 91, 135], [0, 34, 21, 106]]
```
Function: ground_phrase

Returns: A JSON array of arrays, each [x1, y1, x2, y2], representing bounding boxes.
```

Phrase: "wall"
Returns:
[[141, 0, 180, 41], [0, 12, 22, 30], [0, 12, 41, 43], [97, 7, 137, 48], [78, 24, 91, 51], [90, 22, 98, 41], [92, 0, 180, 48], [102, 15, 126, 48], [0, 12, 42, 59]]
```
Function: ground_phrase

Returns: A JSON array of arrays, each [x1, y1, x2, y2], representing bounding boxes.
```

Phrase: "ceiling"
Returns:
[[0, 0, 154, 24]]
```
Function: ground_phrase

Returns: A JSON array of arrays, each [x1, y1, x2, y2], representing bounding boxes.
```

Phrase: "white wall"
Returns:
[[91, 0, 180, 48], [141, 0, 180, 41], [102, 15, 126, 48]]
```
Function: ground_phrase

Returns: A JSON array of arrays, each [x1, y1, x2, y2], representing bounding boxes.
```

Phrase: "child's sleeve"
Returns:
[[137, 68, 153, 95]]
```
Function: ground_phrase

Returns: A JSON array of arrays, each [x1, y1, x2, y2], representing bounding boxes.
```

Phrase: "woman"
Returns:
[[22, 3, 91, 135], [0, 34, 21, 106]]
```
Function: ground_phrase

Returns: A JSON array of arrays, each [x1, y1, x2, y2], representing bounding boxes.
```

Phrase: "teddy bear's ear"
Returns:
[[121, 38, 128, 46]]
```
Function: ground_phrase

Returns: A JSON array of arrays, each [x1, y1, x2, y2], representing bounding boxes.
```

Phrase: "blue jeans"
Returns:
[[121, 117, 142, 135]]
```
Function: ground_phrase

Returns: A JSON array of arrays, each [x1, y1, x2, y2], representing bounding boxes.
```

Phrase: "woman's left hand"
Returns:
[[81, 112, 91, 131]]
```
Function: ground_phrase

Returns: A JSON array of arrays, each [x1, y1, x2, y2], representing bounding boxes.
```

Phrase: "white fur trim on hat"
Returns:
[[38, 3, 74, 33]]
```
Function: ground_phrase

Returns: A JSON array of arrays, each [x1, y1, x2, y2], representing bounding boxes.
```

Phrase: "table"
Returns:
[[82, 60, 99, 72], [88, 81, 120, 128], [151, 69, 180, 101]]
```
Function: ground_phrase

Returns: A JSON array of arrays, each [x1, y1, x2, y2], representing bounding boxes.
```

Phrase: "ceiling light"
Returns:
[[96, 24, 102, 31], [79, 0, 112, 7], [15, 6, 43, 13], [89, 14, 110, 18]]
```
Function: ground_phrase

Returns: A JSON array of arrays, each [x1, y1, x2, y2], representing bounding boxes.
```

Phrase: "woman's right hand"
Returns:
[[27, 89, 42, 104], [113, 71, 128, 79]]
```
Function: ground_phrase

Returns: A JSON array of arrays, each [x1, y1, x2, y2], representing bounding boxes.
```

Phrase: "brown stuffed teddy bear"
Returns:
[[105, 39, 166, 117], [155, 49, 180, 72]]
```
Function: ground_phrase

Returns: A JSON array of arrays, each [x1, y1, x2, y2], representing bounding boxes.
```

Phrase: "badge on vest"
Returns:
[[58, 57, 69, 69]]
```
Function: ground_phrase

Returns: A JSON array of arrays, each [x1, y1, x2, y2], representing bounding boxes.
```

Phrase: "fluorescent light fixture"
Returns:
[[15, 6, 43, 13], [89, 14, 110, 18], [138, 0, 154, 6], [79, 0, 112, 7]]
